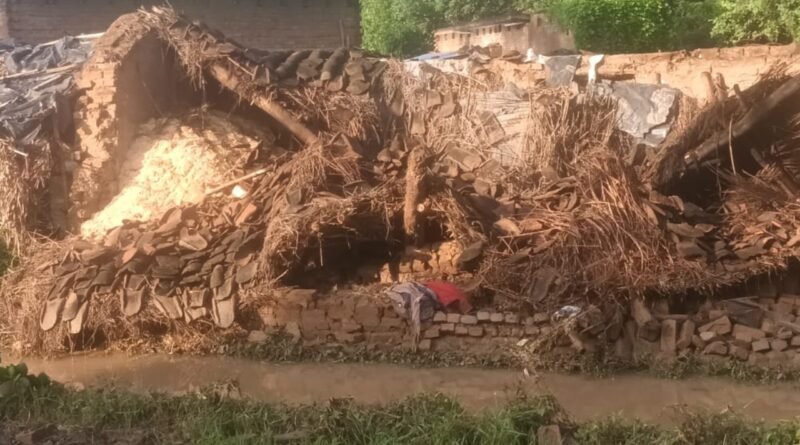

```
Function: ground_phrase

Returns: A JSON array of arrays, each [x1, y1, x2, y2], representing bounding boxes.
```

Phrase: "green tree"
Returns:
[[360, 0, 800, 57], [712, 0, 800, 44], [672, 0, 719, 49], [360, 0, 439, 56], [360, 0, 528, 56], [430, 0, 519, 23], [553, 0, 675, 53]]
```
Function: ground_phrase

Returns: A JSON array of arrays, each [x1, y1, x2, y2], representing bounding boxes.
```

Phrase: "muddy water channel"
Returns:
[[15, 354, 800, 425]]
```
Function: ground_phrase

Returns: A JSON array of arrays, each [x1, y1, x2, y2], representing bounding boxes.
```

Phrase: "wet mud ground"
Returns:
[[14, 353, 800, 425]]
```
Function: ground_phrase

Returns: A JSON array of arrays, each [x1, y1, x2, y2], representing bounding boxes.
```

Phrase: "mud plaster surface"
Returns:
[[80, 112, 259, 239]]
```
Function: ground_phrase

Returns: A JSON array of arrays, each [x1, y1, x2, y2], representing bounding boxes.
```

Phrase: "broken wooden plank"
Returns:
[[208, 63, 318, 145], [686, 74, 800, 164]]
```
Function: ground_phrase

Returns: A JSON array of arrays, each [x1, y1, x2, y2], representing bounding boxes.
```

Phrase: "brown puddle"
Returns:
[[13, 354, 800, 425]]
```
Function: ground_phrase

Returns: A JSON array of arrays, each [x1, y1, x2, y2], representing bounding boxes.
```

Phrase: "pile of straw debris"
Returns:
[[2, 6, 800, 352]]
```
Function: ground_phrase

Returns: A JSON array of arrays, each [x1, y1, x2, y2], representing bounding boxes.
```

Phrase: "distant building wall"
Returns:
[[2, 0, 360, 49], [434, 30, 470, 53], [0, 0, 8, 39], [433, 13, 574, 55]]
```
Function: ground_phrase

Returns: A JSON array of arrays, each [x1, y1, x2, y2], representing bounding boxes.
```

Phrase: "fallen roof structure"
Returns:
[[1, 6, 800, 353]]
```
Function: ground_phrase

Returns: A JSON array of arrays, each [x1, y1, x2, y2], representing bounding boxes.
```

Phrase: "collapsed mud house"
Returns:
[[2, 6, 800, 370]]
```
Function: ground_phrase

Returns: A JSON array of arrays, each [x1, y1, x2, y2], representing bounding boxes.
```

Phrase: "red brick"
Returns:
[[676, 320, 695, 350], [468, 326, 484, 337], [354, 305, 381, 329], [300, 309, 328, 333], [340, 318, 362, 333], [732, 324, 766, 343], [258, 305, 279, 327], [274, 306, 301, 325], [660, 320, 677, 355], [424, 326, 440, 339], [327, 302, 354, 321], [333, 331, 364, 344], [461, 315, 478, 325], [377, 316, 404, 331]]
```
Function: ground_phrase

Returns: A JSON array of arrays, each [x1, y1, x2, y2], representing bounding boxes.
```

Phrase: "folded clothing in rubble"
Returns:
[[385, 281, 470, 339]]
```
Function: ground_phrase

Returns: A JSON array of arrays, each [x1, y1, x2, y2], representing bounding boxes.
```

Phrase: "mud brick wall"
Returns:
[[3, 0, 360, 49], [250, 265, 800, 370], [70, 16, 186, 226], [417, 310, 553, 351], [256, 288, 559, 352], [366, 241, 464, 283], [258, 289, 410, 346]]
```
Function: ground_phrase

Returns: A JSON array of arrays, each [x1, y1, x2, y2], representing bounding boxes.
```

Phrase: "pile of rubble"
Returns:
[[607, 284, 800, 368], [1, 6, 800, 359]]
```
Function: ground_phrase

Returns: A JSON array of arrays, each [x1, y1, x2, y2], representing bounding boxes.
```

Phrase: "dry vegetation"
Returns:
[[2, 6, 800, 354]]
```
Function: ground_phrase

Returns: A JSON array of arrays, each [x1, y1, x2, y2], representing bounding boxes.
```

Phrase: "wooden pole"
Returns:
[[404, 145, 426, 245], [208, 63, 318, 145]]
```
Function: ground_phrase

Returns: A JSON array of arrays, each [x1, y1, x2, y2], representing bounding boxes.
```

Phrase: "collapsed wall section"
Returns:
[[433, 43, 800, 103], [70, 14, 188, 228]]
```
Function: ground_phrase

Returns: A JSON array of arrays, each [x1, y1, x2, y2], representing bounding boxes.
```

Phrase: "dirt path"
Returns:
[[12, 354, 800, 425]]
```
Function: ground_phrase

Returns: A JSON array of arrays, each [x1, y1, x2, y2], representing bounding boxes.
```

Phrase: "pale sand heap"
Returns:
[[80, 112, 260, 239]]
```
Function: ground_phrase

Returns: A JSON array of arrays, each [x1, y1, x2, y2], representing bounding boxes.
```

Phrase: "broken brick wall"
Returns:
[[254, 268, 800, 367], [477, 43, 800, 102], [70, 15, 189, 226], [4, 0, 360, 49]]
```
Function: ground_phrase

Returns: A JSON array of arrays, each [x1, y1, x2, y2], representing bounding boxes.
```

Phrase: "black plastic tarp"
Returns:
[[0, 35, 96, 153], [4, 36, 93, 75]]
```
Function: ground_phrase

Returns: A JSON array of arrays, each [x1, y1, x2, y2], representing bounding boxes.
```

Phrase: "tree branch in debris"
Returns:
[[685, 74, 800, 165], [208, 63, 318, 145]]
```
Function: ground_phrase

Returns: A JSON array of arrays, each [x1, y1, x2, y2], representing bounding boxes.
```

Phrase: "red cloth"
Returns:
[[424, 281, 470, 312]]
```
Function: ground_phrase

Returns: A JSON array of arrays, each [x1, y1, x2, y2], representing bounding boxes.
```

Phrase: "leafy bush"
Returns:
[[360, 0, 523, 56], [430, 0, 520, 24], [0, 359, 51, 416], [360, 0, 436, 56], [552, 0, 675, 53], [361, 0, 800, 56], [712, 0, 800, 45], [672, 0, 719, 49]]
